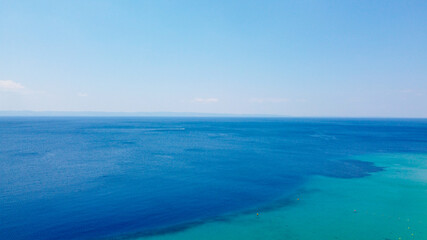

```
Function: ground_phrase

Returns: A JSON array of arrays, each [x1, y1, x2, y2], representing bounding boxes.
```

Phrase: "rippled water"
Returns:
[[1, 117, 426, 240]]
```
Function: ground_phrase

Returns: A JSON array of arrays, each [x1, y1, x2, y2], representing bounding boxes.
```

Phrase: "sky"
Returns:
[[1, 0, 426, 117]]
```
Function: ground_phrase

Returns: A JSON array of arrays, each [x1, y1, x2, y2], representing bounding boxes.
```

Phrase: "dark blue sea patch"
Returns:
[[313, 159, 384, 179]]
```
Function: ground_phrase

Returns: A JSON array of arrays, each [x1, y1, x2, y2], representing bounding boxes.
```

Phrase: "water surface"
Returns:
[[1, 117, 426, 240]]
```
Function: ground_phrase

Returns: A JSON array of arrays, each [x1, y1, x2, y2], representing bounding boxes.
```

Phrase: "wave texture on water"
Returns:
[[0, 118, 426, 240]]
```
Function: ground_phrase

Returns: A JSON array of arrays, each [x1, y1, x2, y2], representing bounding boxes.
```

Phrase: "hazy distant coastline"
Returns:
[[0, 111, 285, 118]]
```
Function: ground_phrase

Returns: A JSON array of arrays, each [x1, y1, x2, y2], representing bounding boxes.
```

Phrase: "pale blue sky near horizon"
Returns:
[[1, 0, 426, 117]]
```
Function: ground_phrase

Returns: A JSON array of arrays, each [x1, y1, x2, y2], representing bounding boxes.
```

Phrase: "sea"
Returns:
[[1, 117, 426, 240]]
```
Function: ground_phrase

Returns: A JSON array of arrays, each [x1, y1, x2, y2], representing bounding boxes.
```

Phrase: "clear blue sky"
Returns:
[[1, 0, 426, 117]]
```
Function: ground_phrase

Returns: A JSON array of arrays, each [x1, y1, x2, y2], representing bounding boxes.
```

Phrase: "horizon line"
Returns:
[[0, 111, 426, 119]]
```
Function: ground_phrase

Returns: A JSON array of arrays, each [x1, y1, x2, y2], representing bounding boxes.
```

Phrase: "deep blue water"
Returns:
[[1, 117, 427, 240]]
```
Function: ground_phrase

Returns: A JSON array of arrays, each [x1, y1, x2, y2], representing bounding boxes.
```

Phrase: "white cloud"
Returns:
[[400, 89, 414, 94], [194, 98, 219, 103], [77, 92, 88, 97], [398, 89, 425, 97], [0, 80, 25, 92], [250, 98, 289, 103]]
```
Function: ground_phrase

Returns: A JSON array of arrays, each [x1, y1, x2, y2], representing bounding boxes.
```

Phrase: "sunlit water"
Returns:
[[141, 153, 427, 240], [1, 118, 426, 240]]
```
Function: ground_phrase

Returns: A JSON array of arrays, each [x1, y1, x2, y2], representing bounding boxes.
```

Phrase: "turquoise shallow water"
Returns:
[[138, 153, 427, 240]]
